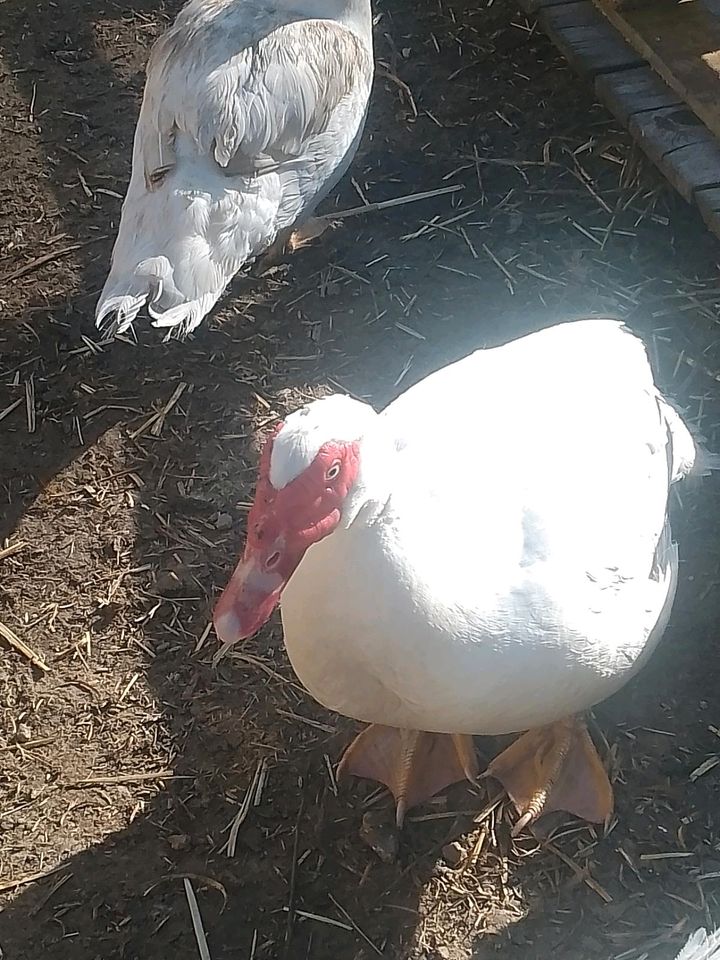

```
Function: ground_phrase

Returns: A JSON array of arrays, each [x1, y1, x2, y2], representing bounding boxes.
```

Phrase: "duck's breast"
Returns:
[[279, 495, 673, 735]]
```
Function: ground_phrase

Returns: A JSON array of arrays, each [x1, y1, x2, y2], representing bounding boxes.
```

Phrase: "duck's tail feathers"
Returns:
[[674, 928, 720, 960]]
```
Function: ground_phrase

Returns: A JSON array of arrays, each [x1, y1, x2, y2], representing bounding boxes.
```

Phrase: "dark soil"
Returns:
[[2, 1, 720, 958]]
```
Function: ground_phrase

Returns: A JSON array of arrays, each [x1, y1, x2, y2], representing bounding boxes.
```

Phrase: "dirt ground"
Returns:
[[3, 1, 720, 958]]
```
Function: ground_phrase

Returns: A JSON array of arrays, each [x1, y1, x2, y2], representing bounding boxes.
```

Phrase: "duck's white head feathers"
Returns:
[[269, 394, 377, 489]]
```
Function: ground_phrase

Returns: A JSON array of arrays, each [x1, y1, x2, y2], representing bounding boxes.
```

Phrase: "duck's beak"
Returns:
[[212, 528, 308, 663], [212, 553, 286, 661]]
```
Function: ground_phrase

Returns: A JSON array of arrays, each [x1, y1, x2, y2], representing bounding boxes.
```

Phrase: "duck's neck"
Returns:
[[340, 426, 395, 529]]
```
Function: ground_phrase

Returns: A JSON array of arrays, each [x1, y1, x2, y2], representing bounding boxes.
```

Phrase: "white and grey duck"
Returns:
[[97, 0, 373, 335]]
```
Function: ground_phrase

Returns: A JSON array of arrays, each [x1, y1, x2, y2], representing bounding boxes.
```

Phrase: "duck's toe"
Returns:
[[337, 725, 478, 827], [484, 716, 613, 835]]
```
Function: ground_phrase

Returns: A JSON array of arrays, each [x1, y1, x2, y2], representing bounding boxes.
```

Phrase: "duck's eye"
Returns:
[[326, 461, 341, 482], [265, 551, 281, 570], [147, 164, 173, 188]]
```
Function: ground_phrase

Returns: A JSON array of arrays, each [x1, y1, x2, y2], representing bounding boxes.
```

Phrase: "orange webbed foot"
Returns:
[[484, 717, 613, 835], [337, 725, 478, 827]]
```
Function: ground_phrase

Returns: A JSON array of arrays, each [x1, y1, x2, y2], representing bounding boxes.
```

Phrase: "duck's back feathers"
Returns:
[[96, 0, 373, 335]]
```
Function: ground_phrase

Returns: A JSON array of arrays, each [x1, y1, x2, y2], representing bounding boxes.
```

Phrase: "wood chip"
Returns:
[[689, 756, 720, 781], [0, 540, 26, 561], [0, 619, 49, 671]]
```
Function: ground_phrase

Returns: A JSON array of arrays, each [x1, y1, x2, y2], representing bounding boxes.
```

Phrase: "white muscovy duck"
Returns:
[[213, 318, 714, 830], [96, 0, 373, 336]]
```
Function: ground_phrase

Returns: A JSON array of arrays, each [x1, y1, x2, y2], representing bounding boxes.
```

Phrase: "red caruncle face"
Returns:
[[213, 427, 361, 645], [247, 435, 361, 573]]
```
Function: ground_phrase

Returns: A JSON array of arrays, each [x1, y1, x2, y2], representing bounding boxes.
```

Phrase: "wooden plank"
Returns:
[[601, 0, 673, 9], [593, 0, 720, 141], [517, 0, 580, 14], [658, 141, 720, 200], [628, 105, 720, 200], [596, 68, 720, 205], [628, 106, 714, 159], [695, 185, 720, 234], [539, 1, 645, 76], [595, 66, 683, 125]]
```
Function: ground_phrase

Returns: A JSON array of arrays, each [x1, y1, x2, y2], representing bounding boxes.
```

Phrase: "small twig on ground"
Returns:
[[222, 758, 268, 857], [130, 382, 187, 440], [542, 838, 612, 903], [0, 398, 23, 425], [184, 877, 212, 960], [0, 864, 65, 893], [284, 908, 352, 931], [328, 895, 384, 957], [29, 873, 72, 916], [0, 540, 26, 561], [481, 243, 515, 295], [0, 236, 107, 284], [67, 770, 180, 787], [283, 783, 305, 960], [0, 619, 49, 672], [318, 184, 463, 222], [144, 874, 227, 912]]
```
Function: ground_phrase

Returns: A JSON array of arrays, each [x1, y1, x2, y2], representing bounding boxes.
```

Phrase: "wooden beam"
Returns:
[[593, 0, 720, 141], [695, 184, 720, 235], [517, 0, 580, 14], [539, 1, 644, 76], [628, 106, 720, 201], [595, 65, 683, 125]]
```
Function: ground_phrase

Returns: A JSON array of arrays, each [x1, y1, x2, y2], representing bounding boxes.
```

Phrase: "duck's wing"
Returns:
[[383, 320, 710, 672], [386, 319, 698, 496], [140, 6, 372, 185], [97, 1, 373, 334]]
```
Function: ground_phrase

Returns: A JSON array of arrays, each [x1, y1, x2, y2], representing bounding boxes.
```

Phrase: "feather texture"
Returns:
[[674, 928, 720, 960]]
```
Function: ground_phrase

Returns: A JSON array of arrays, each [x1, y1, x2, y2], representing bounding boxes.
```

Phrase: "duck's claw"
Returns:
[[337, 725, 478, 828], [484, 716, 613, 835], [287, 216, 334, 252]]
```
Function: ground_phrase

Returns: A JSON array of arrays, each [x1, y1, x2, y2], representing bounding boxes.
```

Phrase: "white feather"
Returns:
[[674, 928, 720, 960], [270, 394, 377, 489]]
